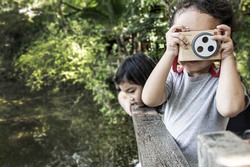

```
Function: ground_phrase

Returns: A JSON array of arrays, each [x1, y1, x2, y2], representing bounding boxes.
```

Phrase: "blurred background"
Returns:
[[0, 0, 249, 166]]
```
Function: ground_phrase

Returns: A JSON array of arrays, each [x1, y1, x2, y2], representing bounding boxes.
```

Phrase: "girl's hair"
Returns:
[[169, 0, 235, 30], [114, 53, 156, 86]]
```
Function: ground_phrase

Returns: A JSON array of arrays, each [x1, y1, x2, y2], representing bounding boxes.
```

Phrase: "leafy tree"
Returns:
[[231, 0, 250, 92], [0, 0, 249, 117]]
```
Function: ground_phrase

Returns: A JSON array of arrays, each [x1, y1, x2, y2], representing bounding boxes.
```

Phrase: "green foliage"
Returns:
[[1, 0, 250, 118], [79, 0, 129, 26], [234, 15, 250, 93], [14, 32, 118, 114], [241, 0, 250, 12], [15, 35, 78, 91], [0, 2, 36, 70]]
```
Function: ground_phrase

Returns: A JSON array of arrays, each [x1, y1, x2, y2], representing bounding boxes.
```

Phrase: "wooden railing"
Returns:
[[131, 106, 189, 167], [131, 106, 250, 167], [198, 131, 250, 167]]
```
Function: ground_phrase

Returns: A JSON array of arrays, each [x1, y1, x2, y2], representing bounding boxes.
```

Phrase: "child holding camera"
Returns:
[[142, 0, 250, 166]]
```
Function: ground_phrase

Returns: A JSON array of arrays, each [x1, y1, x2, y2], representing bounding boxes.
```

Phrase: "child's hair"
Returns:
[[114, 53, 156, 86], [169, 0, 234, 29]]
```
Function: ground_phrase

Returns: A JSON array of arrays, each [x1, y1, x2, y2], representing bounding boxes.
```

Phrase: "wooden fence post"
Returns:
[[197, 131, 250, 167], [131, 106, 189, 167]]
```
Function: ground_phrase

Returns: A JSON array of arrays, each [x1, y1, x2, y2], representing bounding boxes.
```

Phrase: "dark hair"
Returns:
[[114, 53, 156, 86], [169, 0, 235, 29]]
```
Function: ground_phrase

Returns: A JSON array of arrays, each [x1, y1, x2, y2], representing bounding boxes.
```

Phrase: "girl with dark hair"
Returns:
[[114, 53, 156, 116]]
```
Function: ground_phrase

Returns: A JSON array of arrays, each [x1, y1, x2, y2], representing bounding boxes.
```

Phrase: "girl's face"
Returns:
[[174, 9, 220, 77], [119, 81, 144, 106]]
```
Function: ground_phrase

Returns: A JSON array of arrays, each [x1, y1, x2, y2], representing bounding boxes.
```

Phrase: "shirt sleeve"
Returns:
[[165, 69, 175, 100]]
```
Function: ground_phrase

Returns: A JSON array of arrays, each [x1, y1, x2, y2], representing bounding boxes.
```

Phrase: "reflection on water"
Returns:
[[0, 82, 138, 167]]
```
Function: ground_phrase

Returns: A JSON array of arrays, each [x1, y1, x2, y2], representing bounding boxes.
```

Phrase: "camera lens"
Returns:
[[208, 45, 214, 52], [192, 32, 219, 59], [197, 46, 203, 52], [202, 37, 208, 43]]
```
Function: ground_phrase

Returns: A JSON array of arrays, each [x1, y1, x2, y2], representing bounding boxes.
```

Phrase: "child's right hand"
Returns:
[[166, 25, 190, 58]]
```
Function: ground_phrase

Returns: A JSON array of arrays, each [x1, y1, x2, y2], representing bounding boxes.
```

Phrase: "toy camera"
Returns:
[[178, 30, 221, 61]]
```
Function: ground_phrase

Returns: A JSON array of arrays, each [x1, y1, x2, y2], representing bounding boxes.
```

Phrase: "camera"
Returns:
[[178, 30, 221, 61]]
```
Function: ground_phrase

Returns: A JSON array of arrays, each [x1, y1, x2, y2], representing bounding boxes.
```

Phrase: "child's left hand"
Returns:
[[118, 91, 132, 116], [212, 24, 234, 60]]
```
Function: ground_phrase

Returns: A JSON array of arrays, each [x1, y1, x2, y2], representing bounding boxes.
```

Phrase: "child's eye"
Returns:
[[127, 89, 135, 94]]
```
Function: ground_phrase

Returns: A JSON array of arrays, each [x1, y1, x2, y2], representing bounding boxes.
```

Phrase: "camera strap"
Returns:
[[210, 63, 221, 78], [172, 56, 184, 73], [172, 56, 221, 77]]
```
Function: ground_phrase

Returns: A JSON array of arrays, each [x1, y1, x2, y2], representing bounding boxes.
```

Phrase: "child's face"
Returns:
[[119, 81, 144, 106], [174, 9, 220, 77]]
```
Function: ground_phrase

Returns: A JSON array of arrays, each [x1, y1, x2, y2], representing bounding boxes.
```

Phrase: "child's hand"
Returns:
[[166, 25, 190, 58], [212, 24, 234, 60], [245, 140, 250, 144], [118, 91, 132, 116]]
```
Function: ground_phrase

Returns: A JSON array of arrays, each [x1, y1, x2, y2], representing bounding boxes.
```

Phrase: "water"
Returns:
[[0, 82, 138, 167]]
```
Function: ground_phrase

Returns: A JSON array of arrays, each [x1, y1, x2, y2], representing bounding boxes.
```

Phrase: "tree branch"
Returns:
[[62, 1, 82, 12], [160, 0, 175, 12]]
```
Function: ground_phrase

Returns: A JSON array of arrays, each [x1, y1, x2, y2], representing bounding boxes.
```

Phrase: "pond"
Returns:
[[0, 82, 138, 167]]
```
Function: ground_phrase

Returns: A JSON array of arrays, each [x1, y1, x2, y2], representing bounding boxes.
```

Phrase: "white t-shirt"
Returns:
[[163, 69, 249, 166]]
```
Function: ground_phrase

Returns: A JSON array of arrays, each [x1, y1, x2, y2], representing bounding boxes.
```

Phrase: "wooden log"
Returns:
[[197, 131, 250, 167], [131, 106, 189, 167]]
